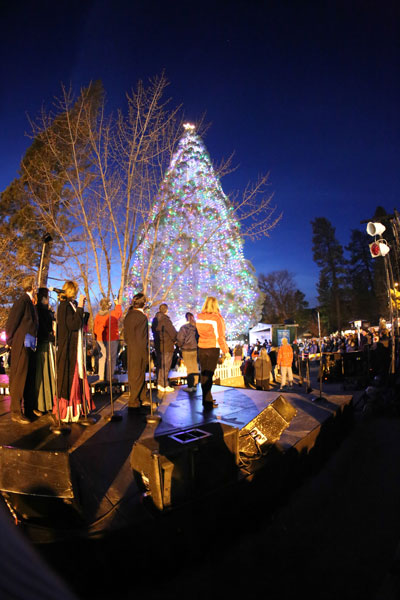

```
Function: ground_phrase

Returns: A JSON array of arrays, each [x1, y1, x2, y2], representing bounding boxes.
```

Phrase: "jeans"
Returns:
[[98, 340, 119, 380], [156, 351, 174, 388], [182, 349, 199, 388]]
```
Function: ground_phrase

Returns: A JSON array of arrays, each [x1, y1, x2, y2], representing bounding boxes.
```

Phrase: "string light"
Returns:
[[127, 125, 260, 336]]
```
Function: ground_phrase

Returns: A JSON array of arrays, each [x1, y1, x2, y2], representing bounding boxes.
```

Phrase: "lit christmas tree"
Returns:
[[127, 123, 260, 336]]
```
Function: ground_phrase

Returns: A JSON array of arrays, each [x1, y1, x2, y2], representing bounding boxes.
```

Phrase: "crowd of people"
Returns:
[[4, 275, 396, 425], [5, 277, 95, 425], [234, 321, 395, 390], [124, 294, 230, 412]]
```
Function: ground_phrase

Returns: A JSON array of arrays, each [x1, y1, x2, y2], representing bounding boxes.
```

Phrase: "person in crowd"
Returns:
[[277, 337, 294, 390], [54, 281, 94, 422], [233, 343, 244, 363], [123, 292, 149, 410], [86, 335, 100, 375], [268, 345, 278, 383], [196, 296, 230, 410], [254, 347, 272, 390], [292, 339, 300, 373], [5, 275, 38, 424], [93, 297, 122, 382], [177, 312, 199, 392], [241, 354, 255, 388], [34, 287, 56, 416], [152, 303, 177, 393]]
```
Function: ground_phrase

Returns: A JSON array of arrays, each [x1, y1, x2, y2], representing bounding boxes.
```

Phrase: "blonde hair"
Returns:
[[201, 296, 220, 314], [62, 280, 79, 299], [281, 337, 288, 345], [100, 298, 109, 311], [260, 347, 269, 359]]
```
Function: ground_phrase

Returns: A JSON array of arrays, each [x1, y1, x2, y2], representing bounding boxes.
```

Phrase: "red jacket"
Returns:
[[93, 305, 122, 342], [196, 311, 229, 354]]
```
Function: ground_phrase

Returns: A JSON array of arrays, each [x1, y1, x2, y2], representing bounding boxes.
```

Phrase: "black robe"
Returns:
[[6, 293, 38, 413], [56, 300, 84, 400], [124, 307, 148, 406]]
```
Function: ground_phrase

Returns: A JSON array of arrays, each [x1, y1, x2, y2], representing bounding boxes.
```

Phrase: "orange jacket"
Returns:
[[196, 311, 229, 354], [93, 305, 122, 342], [277, 343, 293, 367]]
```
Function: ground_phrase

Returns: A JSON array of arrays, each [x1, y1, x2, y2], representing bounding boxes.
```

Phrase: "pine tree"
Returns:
[[311, 217, 347, 331], [128, 124, 260, 335]]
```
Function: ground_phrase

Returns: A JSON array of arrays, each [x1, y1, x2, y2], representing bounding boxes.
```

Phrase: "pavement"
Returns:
[[29, 367, 400, 599]]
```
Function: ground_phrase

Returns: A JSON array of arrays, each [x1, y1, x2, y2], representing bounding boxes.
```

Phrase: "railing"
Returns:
[[213, 360, 243, 382], [169, 358, 243, 383]]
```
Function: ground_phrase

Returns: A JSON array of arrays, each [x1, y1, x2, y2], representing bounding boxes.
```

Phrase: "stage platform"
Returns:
[[0, 373, 353, 543]]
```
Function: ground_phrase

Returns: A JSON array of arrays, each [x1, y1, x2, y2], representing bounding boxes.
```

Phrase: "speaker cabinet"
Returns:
[[0, 446, 75, 498], [130, 422, 239, 511], [239, 395, 297, 456]]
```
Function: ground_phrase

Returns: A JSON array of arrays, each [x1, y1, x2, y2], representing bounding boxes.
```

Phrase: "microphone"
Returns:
[[48, 287, 64, 294]]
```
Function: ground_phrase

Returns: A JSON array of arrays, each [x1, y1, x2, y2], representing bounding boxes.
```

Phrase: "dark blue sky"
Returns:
[[1, 0, 399, 304]]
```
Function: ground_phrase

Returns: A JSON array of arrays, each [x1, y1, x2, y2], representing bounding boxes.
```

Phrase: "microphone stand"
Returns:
[[104, 301, 122, 422], [50, 294, 71, 435], [79, 311, 95, 426], [147, 310, 161, 424], [37, 233, 52, 289]]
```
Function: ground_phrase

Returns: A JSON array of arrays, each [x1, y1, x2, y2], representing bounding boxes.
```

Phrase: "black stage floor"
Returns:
[[0, 373, 353, 544]]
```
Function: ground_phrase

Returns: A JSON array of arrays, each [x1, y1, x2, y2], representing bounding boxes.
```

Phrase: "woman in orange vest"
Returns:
[[196, 296, 230, 411]]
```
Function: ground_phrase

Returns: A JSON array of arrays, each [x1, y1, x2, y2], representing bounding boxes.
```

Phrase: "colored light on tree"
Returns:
[[127, 124, 260, 335]]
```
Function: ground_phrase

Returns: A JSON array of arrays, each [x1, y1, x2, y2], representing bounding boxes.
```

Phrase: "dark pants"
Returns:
[[198, 347, 220, 404], [156, 351, 174, 388], [127, 350, 147, 407], [9, 347, 36, 416]]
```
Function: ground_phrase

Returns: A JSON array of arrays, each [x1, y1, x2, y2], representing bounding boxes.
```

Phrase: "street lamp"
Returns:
[[366, 221, 396, 375]]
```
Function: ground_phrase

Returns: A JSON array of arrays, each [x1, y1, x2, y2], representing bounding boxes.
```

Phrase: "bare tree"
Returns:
[[20, 75, 281, 324], [259, 270, 309, 324], [21, 76, 182, 319]]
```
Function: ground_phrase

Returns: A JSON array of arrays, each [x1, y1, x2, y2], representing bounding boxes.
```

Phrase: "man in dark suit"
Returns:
[[6, 275, 39, 423], [123, 293, 149, 410]]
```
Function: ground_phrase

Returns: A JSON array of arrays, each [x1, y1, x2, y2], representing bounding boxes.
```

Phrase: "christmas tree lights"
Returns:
[[127, 124, 260, 336]]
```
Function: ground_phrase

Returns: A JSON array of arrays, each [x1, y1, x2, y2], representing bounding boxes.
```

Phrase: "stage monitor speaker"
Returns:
[[0, 446, 75, 499], [239, 395, 297, 457], [130, 422, 239, 511]]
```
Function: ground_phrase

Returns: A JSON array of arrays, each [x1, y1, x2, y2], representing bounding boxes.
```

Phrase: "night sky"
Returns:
[[1, 0, 399, 305]]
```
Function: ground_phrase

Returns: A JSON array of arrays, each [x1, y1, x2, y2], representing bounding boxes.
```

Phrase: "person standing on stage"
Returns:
[[196, 296, 230, 411], [177, 312, 199, 392], [277, 337, 294, 390], [6, 275, 38, 424], [93, 297, 122, 382], [152, 303, 177, 393], [54, 281, 94, 422], [34, 287, 56, 415], [123, 292, 149, 410]]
